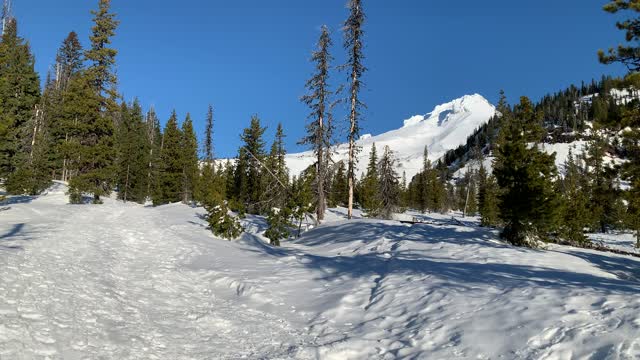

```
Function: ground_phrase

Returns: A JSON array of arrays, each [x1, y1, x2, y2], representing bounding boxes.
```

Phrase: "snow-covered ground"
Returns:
[[2, 183, 640, 359]]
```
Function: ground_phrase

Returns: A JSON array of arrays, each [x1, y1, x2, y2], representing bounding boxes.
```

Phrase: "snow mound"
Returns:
[[286, 94, 496, 180]]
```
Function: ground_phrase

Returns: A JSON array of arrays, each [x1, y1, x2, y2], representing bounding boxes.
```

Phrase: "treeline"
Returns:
[[1, 0, 638, 249]]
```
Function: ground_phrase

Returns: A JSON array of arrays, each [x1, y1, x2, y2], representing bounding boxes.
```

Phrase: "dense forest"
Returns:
[[1, 0, 639, 248]]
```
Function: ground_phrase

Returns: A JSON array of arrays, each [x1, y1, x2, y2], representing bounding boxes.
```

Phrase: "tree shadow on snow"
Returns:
[[0, 223, 28, 251], [243, 220, 640, 295], [557, 249, 640, 283], [0, 195, 36, 206]]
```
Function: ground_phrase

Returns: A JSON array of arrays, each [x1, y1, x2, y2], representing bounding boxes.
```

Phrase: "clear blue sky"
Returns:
[[15, 0, 627, 157]]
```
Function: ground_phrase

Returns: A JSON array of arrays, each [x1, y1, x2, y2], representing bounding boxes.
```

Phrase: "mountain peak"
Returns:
[[403, 94, 494, 128], [286, 94, 496, 180]]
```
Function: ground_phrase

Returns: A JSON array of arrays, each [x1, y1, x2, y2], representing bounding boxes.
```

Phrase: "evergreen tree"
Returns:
[[205, 199, 244, 240], [234, 115, 267, 214], [0, 19, 40, 180], [49, 32, 84, 181], [584, 131, 620, 233], [290, 170, 315, 237], [153, 111, 183, 205], [180, 113, 199, 204], [84, 0, 119, 105], [204, 104, 214, 162], [494, 96, 560, 246], [301, 25, 334, 222], [197, 105, 219, 205], [68, 0, 119, 203], [265, 207, 292, 246], [378, 145, 399, 219], [145, 107, 162, 198], [558, 148, 590, 243], [477, 164, 499, 227], [66, 72, 114, 204], [264, 123, 289, 210], [360, 143, 381, 216], [343, 0, 366, 220], [115, 99, 149, 203], [330, 160, 348, 207], [599, 1, 640, 71]]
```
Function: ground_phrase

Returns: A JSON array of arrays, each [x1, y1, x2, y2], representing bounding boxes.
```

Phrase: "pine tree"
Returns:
[[301, 25, 334, 222], [68, 0, 119, 203], [599, 1, 640, 71], [0, 19, 40, 181], [360, 143, 381, 216], [197, 105, 219, 205], [84, 0, 119, 106], [290, 170, 315, 237], [558, 148, 590, 243], [330, 160, 348, 207], [49, 32, 84, 181], [180, 113, 199, 204], [145, 107, 162, 198], [264, 123, 289, 210], [234, 115, 267, 214], [115, 99, 149, 203], [205, 199, 243, 240], [378, 145, 399, 219], [344, 0, 366, 220], [265, 207, 292, 246], [420, 146, 431, 212], [494, 96, 560, 246], [153, 111, 183, 205], [477, 164, 499, 227], [584, 131, 619, 233]]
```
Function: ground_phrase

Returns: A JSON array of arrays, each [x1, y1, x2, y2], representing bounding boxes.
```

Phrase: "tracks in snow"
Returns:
[[0, 200, 311, 359]]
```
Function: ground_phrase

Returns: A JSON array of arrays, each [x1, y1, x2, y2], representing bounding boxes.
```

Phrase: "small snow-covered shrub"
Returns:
[[206, 200, 244, 240]]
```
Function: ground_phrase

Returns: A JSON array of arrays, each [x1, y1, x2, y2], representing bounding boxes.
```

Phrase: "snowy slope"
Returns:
[[2, 184, 640, 359], [286, 94, 496, 180]]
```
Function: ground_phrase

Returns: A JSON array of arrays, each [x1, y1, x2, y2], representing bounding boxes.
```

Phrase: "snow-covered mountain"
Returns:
[[286, 94, 496, 180]]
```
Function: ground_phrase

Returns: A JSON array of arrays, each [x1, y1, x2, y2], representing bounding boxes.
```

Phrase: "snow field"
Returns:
[[1, 184, 640, 359]]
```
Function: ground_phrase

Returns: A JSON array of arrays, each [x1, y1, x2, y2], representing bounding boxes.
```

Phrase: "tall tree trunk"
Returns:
[[347, 77, 357, 220]]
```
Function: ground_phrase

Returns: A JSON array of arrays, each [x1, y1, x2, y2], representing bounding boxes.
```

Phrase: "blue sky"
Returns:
[[16, 0, 627, 157]]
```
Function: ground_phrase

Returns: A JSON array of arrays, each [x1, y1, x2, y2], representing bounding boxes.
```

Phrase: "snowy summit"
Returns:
[[286, 94, 496, 180]]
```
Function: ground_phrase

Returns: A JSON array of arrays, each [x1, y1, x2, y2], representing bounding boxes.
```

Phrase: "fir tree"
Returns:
[[265, 207, 292, 246], [0, 19, 40, 180], [378, 145, 399, 219], [477, 164, 499, 227], [153, 111, 183, 205], [585, 131, 620, 233], [599, 1, 640, 71], [343, 0, 366, 220], [205, 199, 244, 240], [115, 99, 149, 203], [330, 160, 348, 207], [558, 148, 590, 243], [145, 107, 162, 198], [494, 96, 560, 246], [360, 143, 381, 216], [301, 25, 334, 222], [68, 0, 119, 203], [180, 113, 199, 204], [234, 115, 267, 214], [264, 123, 289, 210], [197, 105, 219, 206]]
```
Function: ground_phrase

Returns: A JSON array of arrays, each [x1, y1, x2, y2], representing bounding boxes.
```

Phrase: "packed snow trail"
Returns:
[[0, 184, 311, 359], [2, 184, 640, 359]]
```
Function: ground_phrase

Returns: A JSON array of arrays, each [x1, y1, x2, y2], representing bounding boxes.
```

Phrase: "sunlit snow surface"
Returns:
[[1, 183, 640, 359]]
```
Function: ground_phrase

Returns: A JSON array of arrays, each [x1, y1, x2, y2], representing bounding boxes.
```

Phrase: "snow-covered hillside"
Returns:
[[286, 94, 496, 180], [2, 184, 640, 359]]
